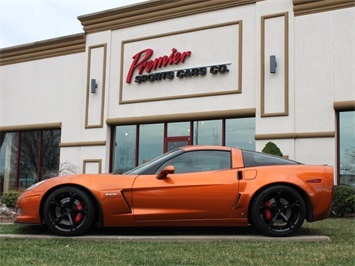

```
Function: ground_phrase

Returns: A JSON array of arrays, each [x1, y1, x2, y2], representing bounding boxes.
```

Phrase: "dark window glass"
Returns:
[[242, 150, 300, 167], [157, 150, 231, 174], [339, 111, 355, 186]]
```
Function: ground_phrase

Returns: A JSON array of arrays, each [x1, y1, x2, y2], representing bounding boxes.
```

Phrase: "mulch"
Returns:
[[0, 207, 16, 223], [0, 214, 16, 223]]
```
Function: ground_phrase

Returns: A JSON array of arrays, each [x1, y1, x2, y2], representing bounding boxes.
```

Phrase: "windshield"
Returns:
[[123, 148, 184, 175]]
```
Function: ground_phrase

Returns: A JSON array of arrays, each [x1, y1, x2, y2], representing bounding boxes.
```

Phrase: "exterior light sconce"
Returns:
[[91, 79, 97, 93], [270, 55, 277, 74]]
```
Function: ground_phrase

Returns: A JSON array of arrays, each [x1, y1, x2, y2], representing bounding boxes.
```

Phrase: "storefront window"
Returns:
[[41, 130, 61, 179], [18, 131, 39, 189], [139, 124, 164, 164], [0, 129, 61, 194], [167, 122, 190, 137], [339, 111, 355, 186], [225, 117, 255, 150], [113, 125, 136, 174], [0, 133, 19, 194], [112, 118, 255, 172], [193, 120, 222, 145]]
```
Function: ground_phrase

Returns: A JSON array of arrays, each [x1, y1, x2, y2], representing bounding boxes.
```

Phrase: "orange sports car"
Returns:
[[15, 145, 333, 237]]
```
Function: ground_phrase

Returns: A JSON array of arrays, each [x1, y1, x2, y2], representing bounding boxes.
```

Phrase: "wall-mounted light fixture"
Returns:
[[91, 79, 97, 93], [270, 55, 277, 74]]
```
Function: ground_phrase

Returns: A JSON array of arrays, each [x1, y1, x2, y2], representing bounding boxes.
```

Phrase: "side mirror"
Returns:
[[156, 165, 175, 180]]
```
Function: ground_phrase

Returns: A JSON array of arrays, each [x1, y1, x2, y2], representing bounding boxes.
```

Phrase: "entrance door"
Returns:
[[164, 136, 191, 152]]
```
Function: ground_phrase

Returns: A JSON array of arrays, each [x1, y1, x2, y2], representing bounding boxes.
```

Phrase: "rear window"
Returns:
[[242, 150, 301, 167]]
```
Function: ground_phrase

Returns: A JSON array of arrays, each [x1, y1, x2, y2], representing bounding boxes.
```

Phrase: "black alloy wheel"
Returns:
[[251, 185, 306, 237], [43, 186, 95, 236]]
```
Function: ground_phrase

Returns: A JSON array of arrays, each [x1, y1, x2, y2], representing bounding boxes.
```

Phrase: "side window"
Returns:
[[157, 150, 231, 174]]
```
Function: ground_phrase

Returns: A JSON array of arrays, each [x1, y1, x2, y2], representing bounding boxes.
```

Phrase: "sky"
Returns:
[[0, 0, 146, 49]]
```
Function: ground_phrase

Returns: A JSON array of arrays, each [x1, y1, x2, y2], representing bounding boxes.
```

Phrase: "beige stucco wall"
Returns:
[[1, 0, 354, 178]]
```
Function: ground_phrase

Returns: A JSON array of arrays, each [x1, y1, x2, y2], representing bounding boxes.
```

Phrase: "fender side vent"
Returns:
[[233, 193, 242, 209]]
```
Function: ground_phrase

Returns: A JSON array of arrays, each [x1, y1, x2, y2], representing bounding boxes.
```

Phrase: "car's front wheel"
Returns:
[[43, 186, 95, 236], [251, 185, 306, 237]]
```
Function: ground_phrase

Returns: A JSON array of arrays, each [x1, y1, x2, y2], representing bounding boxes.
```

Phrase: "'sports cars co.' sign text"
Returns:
[[126, 48, 229, 84]]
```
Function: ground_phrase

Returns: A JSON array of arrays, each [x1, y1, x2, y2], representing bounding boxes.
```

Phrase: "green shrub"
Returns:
[[262, 142, 283, 157], [332, 185, 355, 217], [0, 191, 21, 208]]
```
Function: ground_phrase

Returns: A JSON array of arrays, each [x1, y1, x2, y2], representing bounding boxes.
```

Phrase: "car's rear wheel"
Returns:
[[251, 185, 306, 237], [43, 186, 94, 236]]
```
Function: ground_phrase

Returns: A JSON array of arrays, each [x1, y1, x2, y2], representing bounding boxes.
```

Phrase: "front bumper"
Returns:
[[15, 191, 42, 224]]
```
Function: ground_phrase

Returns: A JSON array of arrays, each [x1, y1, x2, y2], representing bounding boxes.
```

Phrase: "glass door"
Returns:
[[165, 122, 192, 152], [164, 137, 191, 152]]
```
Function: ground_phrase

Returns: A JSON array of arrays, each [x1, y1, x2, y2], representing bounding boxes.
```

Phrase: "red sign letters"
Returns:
[[126, 48, 192, 83]]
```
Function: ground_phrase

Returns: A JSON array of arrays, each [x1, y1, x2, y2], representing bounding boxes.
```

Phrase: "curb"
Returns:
[[0, 234, 331, 242]]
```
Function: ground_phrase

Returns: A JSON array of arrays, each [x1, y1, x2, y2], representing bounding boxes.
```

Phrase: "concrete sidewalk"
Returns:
[[0, 234, 330, 242]]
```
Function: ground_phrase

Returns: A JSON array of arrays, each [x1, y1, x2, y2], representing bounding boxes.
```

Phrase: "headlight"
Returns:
[[25, 180, 47, 191]]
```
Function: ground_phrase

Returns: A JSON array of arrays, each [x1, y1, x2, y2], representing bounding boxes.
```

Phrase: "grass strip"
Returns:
[[0, 218, 354, 265]]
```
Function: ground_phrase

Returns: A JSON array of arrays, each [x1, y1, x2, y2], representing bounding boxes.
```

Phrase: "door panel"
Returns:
[[132, 169, 239, 221]]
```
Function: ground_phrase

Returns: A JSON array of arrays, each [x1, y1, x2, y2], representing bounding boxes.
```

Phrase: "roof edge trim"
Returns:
[[0, 34, 86, 66]]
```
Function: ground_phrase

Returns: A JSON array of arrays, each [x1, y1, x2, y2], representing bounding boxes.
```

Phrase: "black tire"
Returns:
[[251, 185, 306, 237], [43, 186, 95, 236]]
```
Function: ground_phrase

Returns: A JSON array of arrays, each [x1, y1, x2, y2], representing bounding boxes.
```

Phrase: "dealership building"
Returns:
[[0, 0, 354, 195]]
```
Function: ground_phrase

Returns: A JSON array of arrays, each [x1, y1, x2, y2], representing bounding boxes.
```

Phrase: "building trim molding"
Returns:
[[106, 108, 256, 125], [293, 0, 355, 16], [0, 122, 62, 132], [255, 131, 335, 140], [83, 159, 102, 174], [0, 34, 86, 66], [260, 12, 289, 117], [85, 44, 107, 128], [333, 100, 355, 111], [119, 20, 243, 104], [1, 1, 353, 65], [59, 141, 106, 148], [78, 0, 262, 34]]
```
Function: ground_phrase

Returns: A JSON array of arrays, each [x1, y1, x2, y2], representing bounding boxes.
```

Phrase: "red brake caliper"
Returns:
[[74, 202, 83, 224], [265, 201, 272, 221]]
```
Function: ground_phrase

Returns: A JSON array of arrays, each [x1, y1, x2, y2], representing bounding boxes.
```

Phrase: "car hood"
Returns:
[[30, 173, 138, 193]]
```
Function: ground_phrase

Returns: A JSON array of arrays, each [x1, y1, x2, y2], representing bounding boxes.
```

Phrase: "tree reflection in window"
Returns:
[[0, 129, 61, 193]]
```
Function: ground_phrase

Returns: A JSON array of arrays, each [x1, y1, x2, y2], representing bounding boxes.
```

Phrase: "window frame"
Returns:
[[111, 117, 255, 173], [337, 110, 355, 185]]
